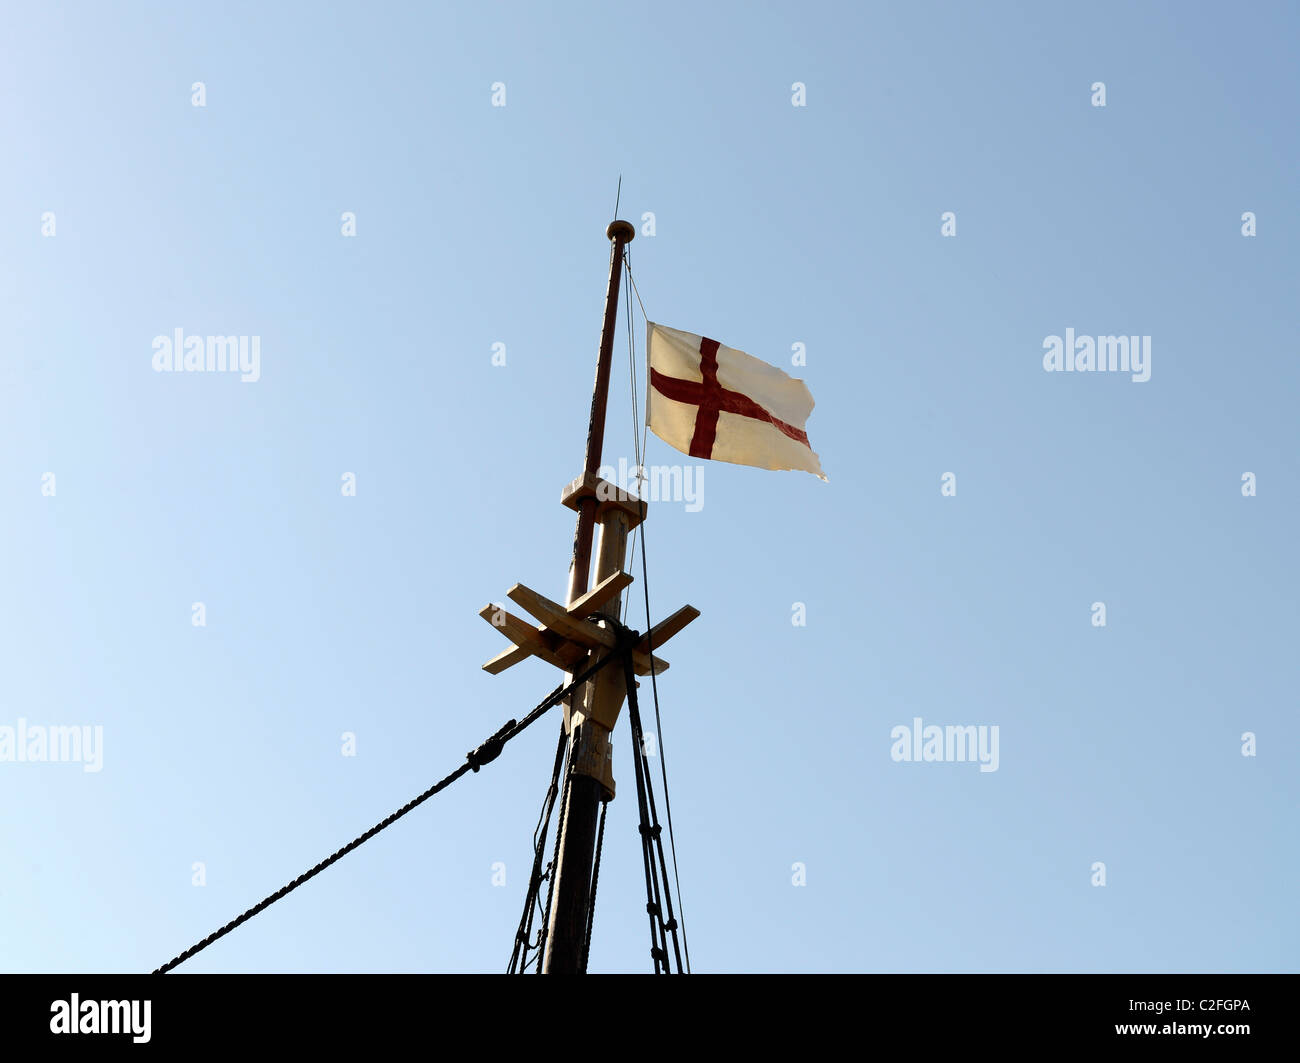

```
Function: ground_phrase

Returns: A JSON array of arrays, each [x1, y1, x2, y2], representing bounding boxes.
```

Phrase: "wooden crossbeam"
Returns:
[[509, 583, 612, 651], [482, 572, 635, 675], [485, 637, 669, 677], [630, 653, 669, 676], [479, 576, 688, 678], [634, 605, 700, 656], [481, 643, 531, 675], [478, 605, 583, 672], [508, 582, 670, 675], [567, 570, 633, 618]]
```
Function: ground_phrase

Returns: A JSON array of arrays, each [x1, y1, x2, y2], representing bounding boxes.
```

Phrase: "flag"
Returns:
[[646, 322, 826, 480]]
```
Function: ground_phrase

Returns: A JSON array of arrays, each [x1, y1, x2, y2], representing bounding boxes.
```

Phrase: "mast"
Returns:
[[477, 219, 698, 973], [542, 219, 635, 973]]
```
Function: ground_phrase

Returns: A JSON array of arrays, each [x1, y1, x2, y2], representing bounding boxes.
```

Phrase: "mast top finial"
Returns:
[[606, 219, 635, 243]]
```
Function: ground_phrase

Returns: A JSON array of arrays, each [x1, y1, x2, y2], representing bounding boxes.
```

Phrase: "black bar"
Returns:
[[1, 974, 1289, 1050]]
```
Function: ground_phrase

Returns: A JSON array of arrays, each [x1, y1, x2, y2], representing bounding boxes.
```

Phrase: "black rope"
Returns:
[[520, 724, 567, 972], [509, 723, 567, 973], [617, 264, 691, 971], [534, 724, 575, 974], [633, 504, 692, 972], [582, 797, 609, 971], [619, 626, 686, 973], [154, 648, 626, 974], [614, 631, 670, 972]]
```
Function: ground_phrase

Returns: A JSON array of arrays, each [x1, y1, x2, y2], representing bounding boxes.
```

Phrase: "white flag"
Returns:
[[646, 322, 826, 480]]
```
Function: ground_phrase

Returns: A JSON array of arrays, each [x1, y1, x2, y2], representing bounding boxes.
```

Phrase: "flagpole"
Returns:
[[541, 219, 636, 973]]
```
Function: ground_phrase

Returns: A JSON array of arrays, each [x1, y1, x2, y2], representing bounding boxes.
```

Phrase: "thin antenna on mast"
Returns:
[[613, 175, 622, 219]]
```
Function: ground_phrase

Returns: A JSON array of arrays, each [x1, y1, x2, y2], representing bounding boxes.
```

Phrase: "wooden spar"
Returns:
[[567, 222, 636, 608], [541, 220, 635, 975]]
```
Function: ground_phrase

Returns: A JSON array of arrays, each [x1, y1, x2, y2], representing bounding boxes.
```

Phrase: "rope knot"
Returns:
[[467, 719, 516, 772]]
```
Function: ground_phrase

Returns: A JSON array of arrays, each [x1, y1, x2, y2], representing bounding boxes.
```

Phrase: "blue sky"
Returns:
[[1, 0, 1296, 973]]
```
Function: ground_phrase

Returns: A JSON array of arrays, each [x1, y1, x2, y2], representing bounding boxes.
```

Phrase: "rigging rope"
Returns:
[[625, 252, 651, 467], [154, 648, 627, 975], [624, 251, 649, 329], [619, 625, 685, 972], [508, 723, 567, 973], [532, 722, 573, 974], [625, 658, 669, 971], [632, 510, 692, 973], [619, 253, 693, 972], [581, 797, 610, 970], [620, 253, 644, 624]]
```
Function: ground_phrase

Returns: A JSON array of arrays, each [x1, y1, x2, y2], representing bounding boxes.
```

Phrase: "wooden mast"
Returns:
[[542, 218, 635, 974], [477, 220, 699, 973]]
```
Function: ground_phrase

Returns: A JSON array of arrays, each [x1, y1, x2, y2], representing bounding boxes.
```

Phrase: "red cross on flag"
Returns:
[[646, 322, 827, 480]]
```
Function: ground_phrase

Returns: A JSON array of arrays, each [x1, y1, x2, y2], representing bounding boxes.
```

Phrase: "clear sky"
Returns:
[[2, 0, 1296, 973]]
